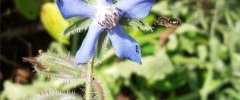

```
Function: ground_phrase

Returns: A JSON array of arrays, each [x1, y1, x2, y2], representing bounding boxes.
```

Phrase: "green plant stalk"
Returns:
[[200, 1, 222, 100], [86, 56, 95, 100], [200, 65, 213, 100], [92, 79, 104, 100]]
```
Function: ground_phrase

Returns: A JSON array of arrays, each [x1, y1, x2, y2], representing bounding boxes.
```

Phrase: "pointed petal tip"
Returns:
[[124, 57, 142, 65], [75, 64, 83, 69], [73, 58, 82, 65], [133, 57, 142, 65], [74, 58, 88, 65], [138, 61, 142, 65], [108, 24, 142, 65], [133, 60, 142, 65], [74, 48, 93, 65], [119, 57, 141, 65]]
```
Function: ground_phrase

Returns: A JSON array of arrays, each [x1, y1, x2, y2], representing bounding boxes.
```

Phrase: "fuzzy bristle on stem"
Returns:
[[86, 56, 95, 100]]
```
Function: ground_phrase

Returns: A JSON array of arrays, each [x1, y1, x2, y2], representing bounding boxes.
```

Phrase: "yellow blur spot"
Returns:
[[40, 3, 69, 44]]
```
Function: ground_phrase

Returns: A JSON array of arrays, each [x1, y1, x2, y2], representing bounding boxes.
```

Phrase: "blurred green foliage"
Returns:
[[1, 0, 240, 100], [14, 0, 40, 20]]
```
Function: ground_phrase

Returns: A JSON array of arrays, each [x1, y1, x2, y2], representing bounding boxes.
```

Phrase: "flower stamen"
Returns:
[[96, 5, 119, 29]]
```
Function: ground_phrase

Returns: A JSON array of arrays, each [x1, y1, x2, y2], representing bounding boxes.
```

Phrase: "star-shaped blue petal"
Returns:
[[55, 0, 155, 65]]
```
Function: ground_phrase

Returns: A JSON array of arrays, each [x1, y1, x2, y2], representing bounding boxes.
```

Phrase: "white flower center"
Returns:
[[95, 5, 120, 29]]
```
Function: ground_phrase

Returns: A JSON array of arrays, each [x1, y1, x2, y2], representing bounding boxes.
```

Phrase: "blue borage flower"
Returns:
[[55, 0, 154, 65]]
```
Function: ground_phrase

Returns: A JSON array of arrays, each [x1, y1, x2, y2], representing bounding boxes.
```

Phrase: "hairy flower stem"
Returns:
[[86, 56, 95, 100]]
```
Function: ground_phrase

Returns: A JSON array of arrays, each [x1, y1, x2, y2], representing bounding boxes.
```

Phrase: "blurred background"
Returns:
[[1, 0, 240, 100]]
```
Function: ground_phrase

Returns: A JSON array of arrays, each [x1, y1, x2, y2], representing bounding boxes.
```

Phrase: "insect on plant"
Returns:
[[154, 17, 181, 47]]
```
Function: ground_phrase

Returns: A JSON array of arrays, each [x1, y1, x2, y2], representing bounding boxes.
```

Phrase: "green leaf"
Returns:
[[153, 70, 187, 91], [209, 37, 220, 64], [141, 43, 156, 56], [197, 45, 208, 62], [166, 34, 178, 51], [137, 51, 174, 84], [232, 54, 240, 78], [0, 80, 57, 100], [172, 55, 202, 65], [14, 0, 39, 20], [222, 88, 240, 100], [175, 24, 199, 35], [152, 1, 171, 15], [94, 51, 174, 100], [179, 36, 195, 54], [121, 19, 153, 32], [64, 18, 92, 36], [101, 50, 174, 83], [129, 19, 153, 32]]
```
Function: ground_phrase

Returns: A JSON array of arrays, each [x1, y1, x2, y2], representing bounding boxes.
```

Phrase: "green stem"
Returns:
[[200, 65, 213, 100], [71, 34, 80, 54], [86, 56, 95, 100], [200, 1, 222, 100]]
